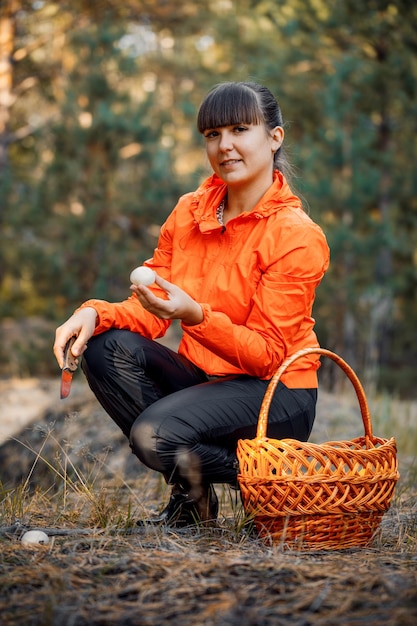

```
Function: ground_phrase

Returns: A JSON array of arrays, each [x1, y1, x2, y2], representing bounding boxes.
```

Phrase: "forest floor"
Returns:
[[0, 376, 416, 625]]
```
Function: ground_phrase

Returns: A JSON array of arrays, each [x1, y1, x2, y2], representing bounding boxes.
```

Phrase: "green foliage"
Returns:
[[1, 0, 417, 393]]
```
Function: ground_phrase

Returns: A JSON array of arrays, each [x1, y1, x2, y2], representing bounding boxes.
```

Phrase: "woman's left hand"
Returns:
[[130, 274, 204, 326]]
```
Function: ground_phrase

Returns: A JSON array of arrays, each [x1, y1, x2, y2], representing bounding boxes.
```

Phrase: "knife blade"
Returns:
[[60, 336, 78, 399]]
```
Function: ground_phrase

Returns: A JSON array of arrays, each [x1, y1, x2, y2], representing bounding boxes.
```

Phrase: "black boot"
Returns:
[[137, 483, 218, 528]]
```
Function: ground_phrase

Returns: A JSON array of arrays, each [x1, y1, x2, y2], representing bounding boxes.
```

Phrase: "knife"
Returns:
[[60, 336, 78, 399]]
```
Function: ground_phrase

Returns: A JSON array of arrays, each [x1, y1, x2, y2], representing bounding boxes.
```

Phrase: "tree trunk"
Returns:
[[0, 2, 19, 173]]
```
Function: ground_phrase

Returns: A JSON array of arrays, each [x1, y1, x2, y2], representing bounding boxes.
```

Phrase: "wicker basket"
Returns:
[[237, 348, 399, 550]]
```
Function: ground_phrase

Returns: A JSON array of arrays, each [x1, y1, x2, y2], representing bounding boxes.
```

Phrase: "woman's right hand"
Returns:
[[53, 307, 98, 368]]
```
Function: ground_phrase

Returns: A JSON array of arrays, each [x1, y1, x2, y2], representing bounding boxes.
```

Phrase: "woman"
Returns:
[[53, 81, 330, 527]]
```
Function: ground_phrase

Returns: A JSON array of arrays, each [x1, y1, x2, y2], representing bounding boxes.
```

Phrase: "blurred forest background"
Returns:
[[1, 0, 416, 397]]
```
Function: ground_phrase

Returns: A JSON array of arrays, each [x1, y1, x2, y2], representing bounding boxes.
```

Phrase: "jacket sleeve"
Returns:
[[181, 223, 330, 379], [77, 295, 171, 339]]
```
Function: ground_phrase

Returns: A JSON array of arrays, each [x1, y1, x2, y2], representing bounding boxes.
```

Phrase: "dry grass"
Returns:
[[0, 385, 416, 625], [1, 474, 416, 626]]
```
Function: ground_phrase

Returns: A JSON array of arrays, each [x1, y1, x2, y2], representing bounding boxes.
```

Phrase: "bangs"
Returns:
[[197, 83, 263, 133]]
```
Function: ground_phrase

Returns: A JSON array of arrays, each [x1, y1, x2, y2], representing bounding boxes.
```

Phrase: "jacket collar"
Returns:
[[191, 171, 302, 234]]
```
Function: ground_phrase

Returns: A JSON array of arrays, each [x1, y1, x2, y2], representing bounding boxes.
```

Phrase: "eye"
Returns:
[[233, 125, 248, 133], [204, 129, 219, 139]]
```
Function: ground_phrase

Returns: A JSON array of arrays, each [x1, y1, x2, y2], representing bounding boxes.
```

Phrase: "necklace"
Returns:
[[216, 197, 226, 227]]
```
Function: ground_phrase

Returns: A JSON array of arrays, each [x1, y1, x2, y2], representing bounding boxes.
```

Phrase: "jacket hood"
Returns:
[[191, 171, 302, 234]]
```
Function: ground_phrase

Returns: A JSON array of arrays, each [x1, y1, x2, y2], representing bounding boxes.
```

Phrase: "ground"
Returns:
[[0, 376, 416, 625]]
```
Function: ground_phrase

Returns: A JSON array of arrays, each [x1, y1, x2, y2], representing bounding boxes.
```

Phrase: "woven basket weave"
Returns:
[[237, 348, 399, 550]]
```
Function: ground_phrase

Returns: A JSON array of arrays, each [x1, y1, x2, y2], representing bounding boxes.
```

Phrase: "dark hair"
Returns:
[[197, 81, 293, 182]]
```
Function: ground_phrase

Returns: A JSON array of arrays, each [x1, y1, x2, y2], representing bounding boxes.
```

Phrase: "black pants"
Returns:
[[82, 329, 317, 486]]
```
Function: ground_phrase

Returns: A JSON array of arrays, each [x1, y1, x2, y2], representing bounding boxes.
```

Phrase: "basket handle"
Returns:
[[257, 347, 373, 441]]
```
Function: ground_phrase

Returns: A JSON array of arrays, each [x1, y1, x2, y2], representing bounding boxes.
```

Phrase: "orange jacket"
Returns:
[[79, 171, 330, 387]]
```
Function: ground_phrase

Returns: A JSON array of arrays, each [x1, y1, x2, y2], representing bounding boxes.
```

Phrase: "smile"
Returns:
[[220, 159, 241, 167]]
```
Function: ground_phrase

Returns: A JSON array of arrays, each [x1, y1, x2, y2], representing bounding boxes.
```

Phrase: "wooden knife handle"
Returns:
[[63, 336, 78, 372]]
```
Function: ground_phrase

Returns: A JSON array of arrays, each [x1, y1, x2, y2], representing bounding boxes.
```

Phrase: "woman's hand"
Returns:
[[53, 307, 98, 368], [131, 274, 203, 326]]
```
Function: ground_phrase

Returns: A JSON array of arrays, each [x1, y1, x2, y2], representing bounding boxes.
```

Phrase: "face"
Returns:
[[203, 122, 284, 189]]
